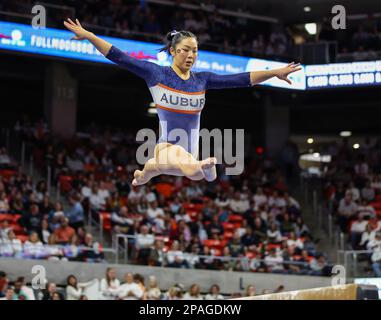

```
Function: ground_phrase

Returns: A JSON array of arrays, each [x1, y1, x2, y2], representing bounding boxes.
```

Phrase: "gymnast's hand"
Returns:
[[64, 18, 92, 40], [275, 62, 302, 85]]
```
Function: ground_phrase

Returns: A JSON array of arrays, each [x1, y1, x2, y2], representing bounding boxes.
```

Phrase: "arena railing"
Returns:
[[111, 233, 329, 275], [0, 242, 117, 262]]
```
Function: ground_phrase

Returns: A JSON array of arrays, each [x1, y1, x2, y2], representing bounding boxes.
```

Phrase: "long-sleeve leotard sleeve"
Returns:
[[203, 72, 252, 90], [105, 46, 162, 87]]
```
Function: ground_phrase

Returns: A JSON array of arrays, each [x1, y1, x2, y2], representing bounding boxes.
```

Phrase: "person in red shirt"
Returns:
[[53, 217, 76, 245]]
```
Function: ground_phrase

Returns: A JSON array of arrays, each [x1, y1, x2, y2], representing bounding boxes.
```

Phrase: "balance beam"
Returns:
[[233, 284, 379, 300]]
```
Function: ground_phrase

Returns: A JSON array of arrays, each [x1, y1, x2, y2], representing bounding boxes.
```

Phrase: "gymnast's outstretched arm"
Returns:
[[63, 18, 161, 85], [203, 62, 302, 90]]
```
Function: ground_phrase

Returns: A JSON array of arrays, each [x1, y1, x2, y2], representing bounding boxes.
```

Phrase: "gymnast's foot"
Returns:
[[201, 157, 217, 182], [132, 169, 148, 186]]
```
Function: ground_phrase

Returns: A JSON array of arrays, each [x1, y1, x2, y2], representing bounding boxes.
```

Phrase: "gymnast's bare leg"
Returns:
[[132, 143, 217, 186]]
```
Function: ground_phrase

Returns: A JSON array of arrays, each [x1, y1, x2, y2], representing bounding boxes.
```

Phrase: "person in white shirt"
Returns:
[[337, 192, 358, 232], [118, 273, 143, 300], [166, 241, 189, 268], [128, 186, 145, 204], [205, 284, 224, 300], [350, 214, 369, 249], [183, 284, 204, 300], [229, 192, 250, 213], [367, 232, 381, 277], [89, 184, 106, 211], [267, 223, 283, 243], [264, 249, 284, 272], [81, 180, 92, 199], [0, 229, 22, 257], [98, 181, 110, 202], [146, 275, 161, 300], [136, 225, 155, 265], [66, 274, 96, 300], [356, 199, 376, 219], [359, 223, 376, 249], [24, 232, 46, 259], [100, 268, 120, 300], [253, 187, 268, 211], [146, 201, 165, 230]]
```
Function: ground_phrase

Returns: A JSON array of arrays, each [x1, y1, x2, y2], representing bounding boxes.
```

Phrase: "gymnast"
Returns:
[[64, 18, 301, 186]]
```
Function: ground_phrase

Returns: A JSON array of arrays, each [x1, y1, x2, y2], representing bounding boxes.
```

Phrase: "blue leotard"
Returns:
[[106, 46, 251, 158]]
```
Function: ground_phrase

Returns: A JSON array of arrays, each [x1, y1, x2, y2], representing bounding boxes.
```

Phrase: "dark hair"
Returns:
[[159, 30, 198, 55], [67, 275, 77, 289]]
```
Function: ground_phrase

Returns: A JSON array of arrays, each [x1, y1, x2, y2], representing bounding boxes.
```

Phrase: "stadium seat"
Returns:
[[99, 212, 111, 231]]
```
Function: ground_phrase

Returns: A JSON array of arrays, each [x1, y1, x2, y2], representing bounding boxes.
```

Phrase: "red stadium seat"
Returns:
[[228, 215, 244, 223], [99, 212, 111, 231], [223, 231, 233, 240], [222, 222, 235, 231], [0, 214, 14, 222]]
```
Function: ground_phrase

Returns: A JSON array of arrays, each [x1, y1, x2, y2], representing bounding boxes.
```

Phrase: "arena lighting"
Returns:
[[148, 107, 158, 115], [340, 131, 352, 137], [304, 6, 311, 12], [305, 23, 317, 35], [353, 143, 360, 149], [313, 152, 320, 157], [307, 138, 314, 144]]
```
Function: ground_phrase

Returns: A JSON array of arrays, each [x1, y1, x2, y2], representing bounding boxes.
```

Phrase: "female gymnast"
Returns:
[[64, 18, 301, 186]]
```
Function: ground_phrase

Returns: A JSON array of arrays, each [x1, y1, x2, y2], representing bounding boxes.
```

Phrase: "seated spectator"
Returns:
[[228, 231, 245, 257], [52, 217, 76, 245], [245, 285, 256, 297], [350, 214, 369, 249], [368, 232, 381, 277], [48, 201, 65, 231], [183, 284, 204, 300], [0, 192, 10, 212], [207, 214, 224, 237], [205, 284, 224, 300], [252, 217, 267, 242], [133, 274, 147, 300], [0, 287, 14, 300], [359, 223, 376, 249], [65, 194, 85, 230], [39, 282, 64, 300], [264, 249, 284, 273], [241, 226, 258, 247], [293, 217, 310, 238], [148, 239, 165, 266], [166, 241, 189, 269], [111, 206, 134, 234], [229, 191, 250, 214], [267, 223, 283, 243], [78, 233, 104, 262], [100, 268, 120, 300], [337, 192, 358, 233], [146, 275, 161, 300], [24, 231, 46, 259], [347, 182, 360, 202], [39, 219, 51, 244], [1, 229, 22, 257], [66, 274, 96, 300], [356, 199, 376, 219], [361, 180, 375, 201], [0, 219, 11, 240], [13, 279, 29, 300], [253, 187, 268, 211], [118, 272, 143, 300], [89, 183, 106, 211], [135, 225, 155, 265], [146, 200, 165, 232], [21, 204, 42, 234], [309, 255, 331, 276]]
